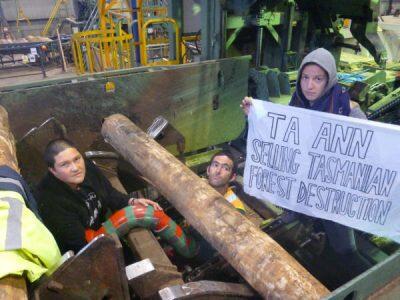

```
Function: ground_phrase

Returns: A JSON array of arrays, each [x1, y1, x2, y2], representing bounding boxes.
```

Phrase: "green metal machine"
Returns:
[[1, 0, 400, 299]]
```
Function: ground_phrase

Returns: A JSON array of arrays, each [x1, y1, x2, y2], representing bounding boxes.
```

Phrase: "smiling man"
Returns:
[[36, 138, 161, 253], [207, 150, 245, 214]]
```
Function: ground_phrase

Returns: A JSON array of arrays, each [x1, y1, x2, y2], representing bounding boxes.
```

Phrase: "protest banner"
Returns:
[[244, 99, 400, 242]]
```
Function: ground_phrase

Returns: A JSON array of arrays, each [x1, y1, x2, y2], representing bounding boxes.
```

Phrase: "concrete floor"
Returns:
[[0, 64, 76, 88]]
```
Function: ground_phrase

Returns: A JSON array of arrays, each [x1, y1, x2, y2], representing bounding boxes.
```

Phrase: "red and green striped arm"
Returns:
[[85, 205, 197, 258]]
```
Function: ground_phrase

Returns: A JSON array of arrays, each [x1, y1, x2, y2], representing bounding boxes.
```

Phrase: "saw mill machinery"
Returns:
[[1, 0, 400, 299]]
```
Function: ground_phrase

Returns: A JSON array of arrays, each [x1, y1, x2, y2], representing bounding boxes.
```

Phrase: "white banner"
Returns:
[[244, 99, 400, 242]]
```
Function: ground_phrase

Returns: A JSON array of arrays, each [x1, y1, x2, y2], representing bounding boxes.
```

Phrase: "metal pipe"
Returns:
[[101, 114, 330, 299], [255, 26, 264, 67], [286, 2, 295, 52]]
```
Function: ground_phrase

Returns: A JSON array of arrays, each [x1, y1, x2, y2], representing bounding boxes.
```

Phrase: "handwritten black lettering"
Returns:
[[248, 165, 296, 200], [307, 152, 397, 197], [267, 112, 286, 139], [312, 123, 374, 159], [251, 140, 301, 174], [283, 117, 300, 145], [297, 181, 392, 225]]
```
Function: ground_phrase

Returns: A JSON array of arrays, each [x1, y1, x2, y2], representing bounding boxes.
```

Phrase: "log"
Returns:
[[0, 275, 27, 300], [0, 106, 27, 299], [102, 114, 330, 299], [0, 106, 18, 171]]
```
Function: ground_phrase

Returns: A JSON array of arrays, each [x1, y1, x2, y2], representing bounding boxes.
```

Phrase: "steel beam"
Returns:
[[201, 0, 222, 60]]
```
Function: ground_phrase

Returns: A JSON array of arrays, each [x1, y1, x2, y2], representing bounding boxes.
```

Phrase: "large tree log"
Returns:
[[0, 106, 27, 299], [0, 106, 18, 171], [102, 114, 330, 299]]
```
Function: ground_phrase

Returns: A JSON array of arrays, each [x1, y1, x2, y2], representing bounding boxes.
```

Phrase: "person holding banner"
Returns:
[[241, 48, 372, 279]]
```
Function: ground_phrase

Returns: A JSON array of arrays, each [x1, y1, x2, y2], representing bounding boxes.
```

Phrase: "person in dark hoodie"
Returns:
[[241, 48, 372, 279], [36, 138, 162, 254]]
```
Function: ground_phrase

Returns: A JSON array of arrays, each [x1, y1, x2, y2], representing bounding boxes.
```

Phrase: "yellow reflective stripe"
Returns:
[[0, 177, 27, 199], [224, 188, 246, 212], [1, 191, 25, 250], [225, 193, 236, 203], [1, 197, 23, 250]]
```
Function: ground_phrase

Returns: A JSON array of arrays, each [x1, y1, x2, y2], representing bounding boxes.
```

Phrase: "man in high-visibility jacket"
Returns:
[[190, 150, 246, 262], [207, 150, 246, 214], [0, 165, 61, 283]]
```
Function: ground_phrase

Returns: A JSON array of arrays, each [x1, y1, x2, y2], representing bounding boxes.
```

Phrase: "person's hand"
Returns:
[[129, 198, 163, 210], [240, 96, 253, 116]]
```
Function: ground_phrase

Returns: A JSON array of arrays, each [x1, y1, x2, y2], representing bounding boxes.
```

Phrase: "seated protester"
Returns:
[[189, 150, 246, 263], [207, 150, 245, 214], [36, 139, 162, 254]]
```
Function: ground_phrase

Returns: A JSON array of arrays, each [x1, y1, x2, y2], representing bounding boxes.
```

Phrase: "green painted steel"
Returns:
[[367, 87, 400, 119], [185, 148, 222, 169], [0, 57, 249, 183], [325, 250, 400, 300]]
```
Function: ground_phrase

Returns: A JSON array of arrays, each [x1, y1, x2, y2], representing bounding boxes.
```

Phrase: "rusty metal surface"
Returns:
[[33, 234, 130, 300], [126, 228, 184, 299], [95, 159, 184, 299], [101, 114, 330, 299], [0, 57, 248, 183], [158, 280, 257, 299], [16, 117, 66, 185]]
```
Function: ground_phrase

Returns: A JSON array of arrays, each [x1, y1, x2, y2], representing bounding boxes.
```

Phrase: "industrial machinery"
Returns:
[[72, 0, 182, 74], [1, 0, 400, 299], [41, 0, 70, 36], [202, 0, 400, 124]]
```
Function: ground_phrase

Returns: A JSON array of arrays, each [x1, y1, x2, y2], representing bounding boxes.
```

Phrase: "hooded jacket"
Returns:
[[287, 51, 371, 276], [36, 159, 129, 253], [289, 48, 351, 116]]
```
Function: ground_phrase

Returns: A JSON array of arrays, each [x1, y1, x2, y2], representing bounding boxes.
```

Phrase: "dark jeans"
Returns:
[[322, 220, 372, 278]]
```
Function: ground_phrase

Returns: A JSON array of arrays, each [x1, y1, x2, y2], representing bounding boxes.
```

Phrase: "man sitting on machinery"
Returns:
[[206, 150, 246, 214]]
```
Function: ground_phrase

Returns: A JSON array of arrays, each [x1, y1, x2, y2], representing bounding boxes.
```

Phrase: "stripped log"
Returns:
[[102, 114, 330, 299], [0, 275, 27, 300], [0, 106, 27, 299], [0, 106, 18, 171]]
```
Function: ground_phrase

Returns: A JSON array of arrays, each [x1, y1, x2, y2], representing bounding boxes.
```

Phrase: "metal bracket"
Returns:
[[147, 115, 169, 139], [159, 280, 256, 299]]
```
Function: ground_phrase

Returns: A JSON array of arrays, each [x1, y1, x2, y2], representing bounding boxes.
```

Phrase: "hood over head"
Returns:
[[290, 48, 350, 116], [297, 48, 337, 98]]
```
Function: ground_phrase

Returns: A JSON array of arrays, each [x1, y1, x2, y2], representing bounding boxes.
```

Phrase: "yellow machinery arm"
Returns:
[[41, 0, 67, 36]]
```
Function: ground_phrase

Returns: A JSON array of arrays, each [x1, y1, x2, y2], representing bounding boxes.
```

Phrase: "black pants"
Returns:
[[322, 219, 372, 278]]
